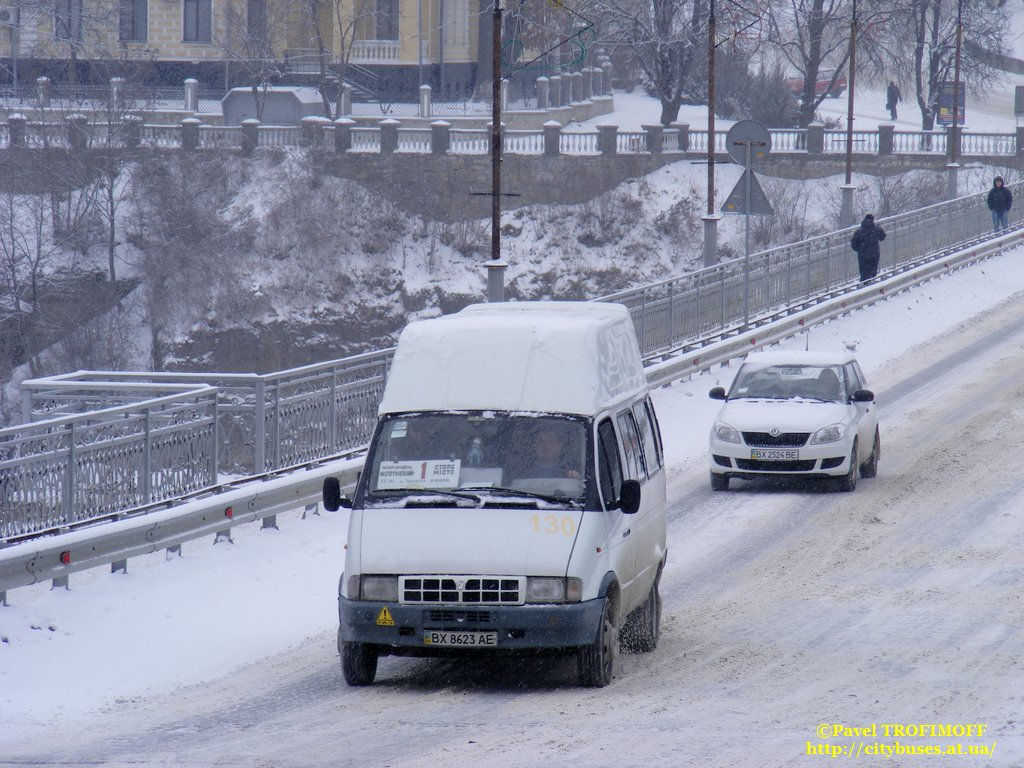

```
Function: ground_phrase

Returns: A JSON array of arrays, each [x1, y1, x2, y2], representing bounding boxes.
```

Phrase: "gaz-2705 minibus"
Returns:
[[322, 302, 668, 687]]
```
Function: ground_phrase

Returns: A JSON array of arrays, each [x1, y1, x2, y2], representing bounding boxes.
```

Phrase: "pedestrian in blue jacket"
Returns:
[[987, 176, 1012, 233]]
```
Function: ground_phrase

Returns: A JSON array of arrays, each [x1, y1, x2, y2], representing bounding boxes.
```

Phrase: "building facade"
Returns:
[[0, 0, 511, 99]]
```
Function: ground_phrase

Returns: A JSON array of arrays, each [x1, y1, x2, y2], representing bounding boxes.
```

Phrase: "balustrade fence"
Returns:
[[3, 182, 1018, 543], [5, 112, 1023, 162]]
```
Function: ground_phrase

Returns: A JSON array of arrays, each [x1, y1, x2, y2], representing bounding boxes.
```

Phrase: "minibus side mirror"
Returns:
[[620, 479, 641, 515], [322, 477, 352, 511], [709, 386, 727, 400]]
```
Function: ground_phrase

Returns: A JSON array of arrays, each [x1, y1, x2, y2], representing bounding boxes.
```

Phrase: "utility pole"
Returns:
[[947, 0, 963, 200], [486, 0, 507, 301], [840, 0, 857, 229], [702, 0, 720, 267]]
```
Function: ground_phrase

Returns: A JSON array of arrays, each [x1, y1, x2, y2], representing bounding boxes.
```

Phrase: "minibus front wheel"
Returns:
[[341, 640, 379, 686]]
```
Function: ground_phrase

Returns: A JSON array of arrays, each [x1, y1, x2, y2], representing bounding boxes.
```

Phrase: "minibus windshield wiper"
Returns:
[[368, 488, 482, 506], [462, 486, 582, 507]]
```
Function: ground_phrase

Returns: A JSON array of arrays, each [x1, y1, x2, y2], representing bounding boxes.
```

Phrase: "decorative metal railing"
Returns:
[[5, 183, 1018, 544]]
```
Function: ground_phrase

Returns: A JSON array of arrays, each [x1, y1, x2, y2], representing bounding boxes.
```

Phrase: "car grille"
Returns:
[[735, 459, 817, 471], [427, 609, 494, 624], [400, 576, 524, 605], [742, 432, 810, 447]]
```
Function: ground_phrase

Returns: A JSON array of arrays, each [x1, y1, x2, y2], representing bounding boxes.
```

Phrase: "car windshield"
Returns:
[[364, 412, 588, 503], [730, 363, 846, 401]]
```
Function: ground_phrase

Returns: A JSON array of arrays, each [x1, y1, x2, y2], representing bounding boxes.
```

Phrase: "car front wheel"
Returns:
[[836, 440, 859, 492], [860, 427, 880, 479], [710, 472, 729, 491]]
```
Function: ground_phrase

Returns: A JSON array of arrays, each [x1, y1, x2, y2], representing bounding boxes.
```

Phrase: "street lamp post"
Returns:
[[840, 0, 858, 229]]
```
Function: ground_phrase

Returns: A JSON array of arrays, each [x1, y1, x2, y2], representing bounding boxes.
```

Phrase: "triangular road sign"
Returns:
[[721, 169, 774, 216]]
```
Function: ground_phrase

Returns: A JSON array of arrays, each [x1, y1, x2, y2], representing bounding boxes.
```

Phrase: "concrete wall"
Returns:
[[327, 153, 684, 220]]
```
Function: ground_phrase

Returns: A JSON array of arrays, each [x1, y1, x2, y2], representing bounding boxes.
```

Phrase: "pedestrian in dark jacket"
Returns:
[[987, 176, 1012, 233], [886, 81, 901, 120], [851, 214, 887, 282]]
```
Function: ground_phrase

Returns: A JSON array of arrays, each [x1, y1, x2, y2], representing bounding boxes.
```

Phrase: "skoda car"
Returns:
[[708, 350, 880, 492]]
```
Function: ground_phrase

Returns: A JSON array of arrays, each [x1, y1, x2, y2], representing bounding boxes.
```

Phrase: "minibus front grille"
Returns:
[[401, 576, 525, 605], [427, 609, 495, 624]]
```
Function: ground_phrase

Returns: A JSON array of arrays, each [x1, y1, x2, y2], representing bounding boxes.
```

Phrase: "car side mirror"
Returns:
[[853, 389, 875, 403], [322, 476, 352, 511], [620, 479, 641, 515], [709, 386, 727, 400]]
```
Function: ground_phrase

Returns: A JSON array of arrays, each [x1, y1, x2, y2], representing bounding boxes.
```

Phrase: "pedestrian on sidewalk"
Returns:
[[987, 176, 1012, 233], [851, 214, 887, 282], [886, 81, 902, 120]]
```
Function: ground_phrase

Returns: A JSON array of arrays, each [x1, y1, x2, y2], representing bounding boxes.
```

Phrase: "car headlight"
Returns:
[[351, 575, 399, 601], [713, 423, 742, 443], [525, 577, 583, 604], [811, 423, 846, 444]]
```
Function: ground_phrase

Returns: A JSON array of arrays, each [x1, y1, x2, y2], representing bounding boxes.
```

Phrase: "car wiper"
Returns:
[[464, 486, 582, 507], [369, 488, 482, 504]]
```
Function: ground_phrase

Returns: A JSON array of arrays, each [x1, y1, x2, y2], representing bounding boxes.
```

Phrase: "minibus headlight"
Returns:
[[526, 577, 583, 604], [356, 575, 398, 602]]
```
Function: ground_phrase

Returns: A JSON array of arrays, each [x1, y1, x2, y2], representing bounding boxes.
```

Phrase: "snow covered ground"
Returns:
[[4, 239, 1024, 767]]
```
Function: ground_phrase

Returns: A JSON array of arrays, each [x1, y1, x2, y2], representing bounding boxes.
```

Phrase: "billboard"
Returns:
[[936, 81, 966, 126]]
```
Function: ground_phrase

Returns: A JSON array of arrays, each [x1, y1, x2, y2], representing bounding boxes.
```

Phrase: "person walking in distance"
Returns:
[[886, 80, 902, 120], [987, 176, 1012, 233], [851, 214, 887, 282]]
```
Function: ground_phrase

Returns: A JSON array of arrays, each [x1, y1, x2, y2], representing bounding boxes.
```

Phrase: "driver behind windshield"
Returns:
[[530, 424, 582, 479]]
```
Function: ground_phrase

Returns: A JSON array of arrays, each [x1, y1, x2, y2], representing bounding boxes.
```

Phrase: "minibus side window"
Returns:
[[632, 401, 660, 475], [597, 418, 623, 510], [616, 411, 645, 481], [644, 397, 664, 469]]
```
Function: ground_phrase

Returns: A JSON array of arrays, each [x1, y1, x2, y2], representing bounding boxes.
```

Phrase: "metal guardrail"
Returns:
[[602, 183, 1020, 360], [0, 456, 363, 601], [2, 183, 1019, 548], [644, 227, 1024, 389]]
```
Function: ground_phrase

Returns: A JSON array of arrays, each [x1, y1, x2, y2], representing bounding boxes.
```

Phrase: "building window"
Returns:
[[246, 0, 266, 41], [443, 0, 468, 48], [354, 0, 398, 41], [54, 0, 82, 40], [119, 0, 147, 41], [376, 0, 398, 40], [184, 0, 211, 42]]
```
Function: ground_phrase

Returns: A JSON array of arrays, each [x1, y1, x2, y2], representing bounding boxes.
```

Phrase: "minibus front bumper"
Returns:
[[339, 596, 605, 654]]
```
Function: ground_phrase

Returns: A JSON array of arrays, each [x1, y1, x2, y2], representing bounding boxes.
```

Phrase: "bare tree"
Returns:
[[590, 0, 768, 126], [218, 0, 290, 120], [299, 0, 378, 118], [884, 0, 1007, 130], [0, 190, 67, 377], [766, 0, 862, 127]]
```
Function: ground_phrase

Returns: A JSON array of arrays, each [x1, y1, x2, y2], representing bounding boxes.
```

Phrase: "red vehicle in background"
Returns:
[[786, 69, 847, 99]]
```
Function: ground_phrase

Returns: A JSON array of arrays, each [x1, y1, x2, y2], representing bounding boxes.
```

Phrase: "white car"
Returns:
[[708, 351, 880, 492]]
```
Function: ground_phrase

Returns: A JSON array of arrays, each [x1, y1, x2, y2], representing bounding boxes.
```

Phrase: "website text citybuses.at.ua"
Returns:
[[806, 723, 996, 759]]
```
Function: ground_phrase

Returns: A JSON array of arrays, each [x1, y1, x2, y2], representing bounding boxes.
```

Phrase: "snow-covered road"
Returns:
[[4, 255, 1024, 767]]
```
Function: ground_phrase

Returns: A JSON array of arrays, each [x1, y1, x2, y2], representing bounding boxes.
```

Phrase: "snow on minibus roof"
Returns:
[[378, 302, 648, 416]]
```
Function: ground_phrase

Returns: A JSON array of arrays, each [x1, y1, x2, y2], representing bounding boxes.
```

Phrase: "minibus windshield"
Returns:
[[364, 412, 588, 502]]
